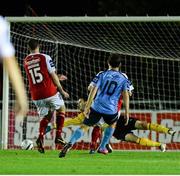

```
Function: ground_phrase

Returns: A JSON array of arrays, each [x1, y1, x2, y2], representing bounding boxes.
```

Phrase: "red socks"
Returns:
[[39, 117, 50, 139], [90, 126, 101, 150], [56, 112, 65, 138]]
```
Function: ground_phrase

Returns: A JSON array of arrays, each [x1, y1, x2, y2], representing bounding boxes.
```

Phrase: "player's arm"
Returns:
[[50, 72, 69, 98], [122, 72, 134, 97], [122, 90, 129, 126], [0, 17, 28, 117], [3, 57, 28, 116], [88, 71, 103, 92], [88, 83, 93, 91], [84, 85, 98, 116], [64, 113, 85, 127], [84, 72, 101, 116], [57, 74, 68, 81], [121, 73, 132, 124], [45, 55, 69, 98]]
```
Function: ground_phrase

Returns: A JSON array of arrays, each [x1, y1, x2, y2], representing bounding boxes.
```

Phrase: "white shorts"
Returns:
[[33, 92, 64, 117], [96, 118, 105, 126]]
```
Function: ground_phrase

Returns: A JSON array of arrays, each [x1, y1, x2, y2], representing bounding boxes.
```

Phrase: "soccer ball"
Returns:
[[21, 139, 34, 150]]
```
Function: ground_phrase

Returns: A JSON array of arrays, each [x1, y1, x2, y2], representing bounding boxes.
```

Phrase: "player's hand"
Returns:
[[62, 91, 69, 98], [83, 108, 90, 117], [58, 74, 68, 81], [124, 115, 129, 126]]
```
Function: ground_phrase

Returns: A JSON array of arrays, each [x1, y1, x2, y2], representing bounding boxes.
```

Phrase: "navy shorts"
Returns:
[[83, 108, 118, 126], [113, 116, 138, 141]]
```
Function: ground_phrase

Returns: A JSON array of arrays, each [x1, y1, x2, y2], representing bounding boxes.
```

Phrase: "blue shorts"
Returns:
[[83, 108, 118, 126]]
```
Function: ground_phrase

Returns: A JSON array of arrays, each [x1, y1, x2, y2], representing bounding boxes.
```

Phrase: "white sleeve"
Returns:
[[122, 72, 128, 79], [45, 54, 56, 73], [0, 17, 15, 58], [90, 71, 103, 87], [129, 84, 134, 92], [122, 72, 134, 92], [89, 82, 94, 87]]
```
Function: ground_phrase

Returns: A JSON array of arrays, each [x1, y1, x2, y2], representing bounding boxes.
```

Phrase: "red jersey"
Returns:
[[24, 53, 57, 100]]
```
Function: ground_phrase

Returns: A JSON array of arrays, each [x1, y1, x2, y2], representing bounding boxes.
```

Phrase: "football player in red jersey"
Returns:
[[24, 39, 69, 153]]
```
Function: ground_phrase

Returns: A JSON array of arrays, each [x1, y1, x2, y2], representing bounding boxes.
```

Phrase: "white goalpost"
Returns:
[[1, 16, 180, 150]]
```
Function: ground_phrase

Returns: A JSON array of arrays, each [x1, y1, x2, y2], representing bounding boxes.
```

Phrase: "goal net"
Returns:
[[3, 16, 180, 151]]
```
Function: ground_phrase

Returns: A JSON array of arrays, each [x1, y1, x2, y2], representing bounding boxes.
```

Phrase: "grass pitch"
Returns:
[[0, 150, 180, 174]]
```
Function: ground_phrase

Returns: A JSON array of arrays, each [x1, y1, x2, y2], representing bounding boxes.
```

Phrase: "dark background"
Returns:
[[1, 0, 180, 16], [1, 0, 179, 110]]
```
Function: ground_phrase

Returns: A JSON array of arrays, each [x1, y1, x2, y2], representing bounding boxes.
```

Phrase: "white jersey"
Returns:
[[0, 16, 15, 58]]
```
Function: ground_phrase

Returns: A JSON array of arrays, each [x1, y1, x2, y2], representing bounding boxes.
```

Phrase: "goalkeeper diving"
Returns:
[[46, 85, 176, 153]]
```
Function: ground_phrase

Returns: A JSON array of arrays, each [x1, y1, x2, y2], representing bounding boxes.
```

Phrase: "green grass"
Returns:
[[0, 150, 180, 174]]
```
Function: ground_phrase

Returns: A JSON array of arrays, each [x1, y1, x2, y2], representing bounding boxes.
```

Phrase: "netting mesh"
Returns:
[[6, 18, 180, 150], [11, 21, 180, 60]]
